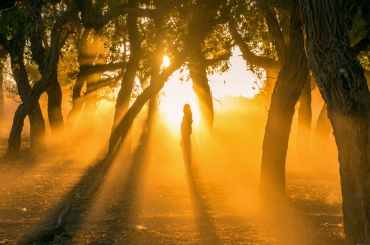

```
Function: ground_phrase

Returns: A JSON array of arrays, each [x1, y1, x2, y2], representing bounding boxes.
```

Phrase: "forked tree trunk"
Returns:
[[5, 1, 79, 160], [30, 0, 64, 144], [5, 29, 46, 160], [296, 75, 312, 169], [259, 1, 308, 198], [311, 104, 332, 169], [189, 43, 214, 146], [301, 0, 370, 242]]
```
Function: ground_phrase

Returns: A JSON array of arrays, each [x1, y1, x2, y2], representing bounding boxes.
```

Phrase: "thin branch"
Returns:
[[86, 0, 187, 30], [229, 23, 280, 71]]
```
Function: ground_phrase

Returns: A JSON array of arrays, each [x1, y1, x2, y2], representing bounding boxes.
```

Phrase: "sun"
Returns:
[[159, 47, 261, 132], [162, 55, 170, 68], [159, 78, 200, 132]]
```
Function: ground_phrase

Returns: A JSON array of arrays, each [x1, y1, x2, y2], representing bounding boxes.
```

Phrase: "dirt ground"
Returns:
[[0, 98, 351, 245]]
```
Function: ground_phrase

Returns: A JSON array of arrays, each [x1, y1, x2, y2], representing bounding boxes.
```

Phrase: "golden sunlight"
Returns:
[[160, 79, 200, 132], [159, 47, 261, 131], [162, 55, 170, 68]]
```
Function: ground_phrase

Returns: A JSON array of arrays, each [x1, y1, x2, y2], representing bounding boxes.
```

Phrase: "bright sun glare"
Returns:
[[159, 47, 262, 131], [162, 55, 170, 68]]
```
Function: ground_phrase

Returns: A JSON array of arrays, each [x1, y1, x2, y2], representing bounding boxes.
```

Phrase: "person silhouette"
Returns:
[[181, 103, 193, 169]]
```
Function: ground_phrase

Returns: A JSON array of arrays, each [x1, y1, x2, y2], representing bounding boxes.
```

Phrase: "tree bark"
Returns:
[[30, 0, 64, 142], [296, 75, 312, 169], [301, 0, 370, 242], [0, 61, 4, 137], [259, 1, 308, 199], [46, 73, 64, 143], [189, 42, 214, 147], [5, 27, 46, 160]]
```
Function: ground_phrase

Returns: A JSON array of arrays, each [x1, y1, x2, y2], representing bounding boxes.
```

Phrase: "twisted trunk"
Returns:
[[6, 28, 46, 160], [5, 1, 79, 160]]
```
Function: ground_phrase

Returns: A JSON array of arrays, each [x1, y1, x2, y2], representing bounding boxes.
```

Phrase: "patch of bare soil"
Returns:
[[0, 131, 350, 245]]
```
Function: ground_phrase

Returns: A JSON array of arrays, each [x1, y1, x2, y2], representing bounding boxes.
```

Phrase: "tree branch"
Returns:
[[264, 6, 287, 64], [81, 0, 187, 30], [229, 24, 280, 71]]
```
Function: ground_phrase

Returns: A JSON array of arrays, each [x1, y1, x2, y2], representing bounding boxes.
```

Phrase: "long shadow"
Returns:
[[17, 141, 123, 243], [98, 136, 152, 244], [54, 155, 116, 229], [186, 165, 221, 245]]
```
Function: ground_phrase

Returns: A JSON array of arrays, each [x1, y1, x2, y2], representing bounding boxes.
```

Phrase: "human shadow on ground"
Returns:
[[186, 166, 221, 245]]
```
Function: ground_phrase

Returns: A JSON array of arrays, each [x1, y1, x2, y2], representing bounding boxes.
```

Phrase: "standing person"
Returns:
[[181, 103, 193, 169]]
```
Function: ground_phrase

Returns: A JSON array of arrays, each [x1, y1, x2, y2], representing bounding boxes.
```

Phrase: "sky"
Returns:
[[159, 47, 262, 129]]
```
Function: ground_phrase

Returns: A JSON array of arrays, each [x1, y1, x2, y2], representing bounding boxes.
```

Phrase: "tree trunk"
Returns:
[[5, 29, 46, 160], [300, 0, 370, 242], [66, 28, 92, 131], [109, 13, 140, 157], [0, 61, 4, 137], [296, 75, 312, 169], [259, 1, 308, 199], [5, 1, 79, 160], [79, 91, 98, 136], [311, 104, 332, 169], [146, 17, 165, 140], [46, 73, 64, 142], [147, 93, 159, 139], [265, 70, 278, 108], [189, 43, 214, 147]]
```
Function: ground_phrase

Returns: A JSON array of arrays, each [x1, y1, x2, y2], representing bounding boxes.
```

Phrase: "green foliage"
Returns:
[[358, 52, 370, 71], [0, 8, 25, 39]]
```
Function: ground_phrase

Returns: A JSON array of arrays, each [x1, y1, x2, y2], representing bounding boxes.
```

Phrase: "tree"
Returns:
[[300, 0, 370, 242], [109, 0, 141, 157], [3, 0, 79, 160], [0, 5, 47, 159], [258, 0, 308, 198], [0, 48, 6, 137], [108, 0, 235, 156]]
